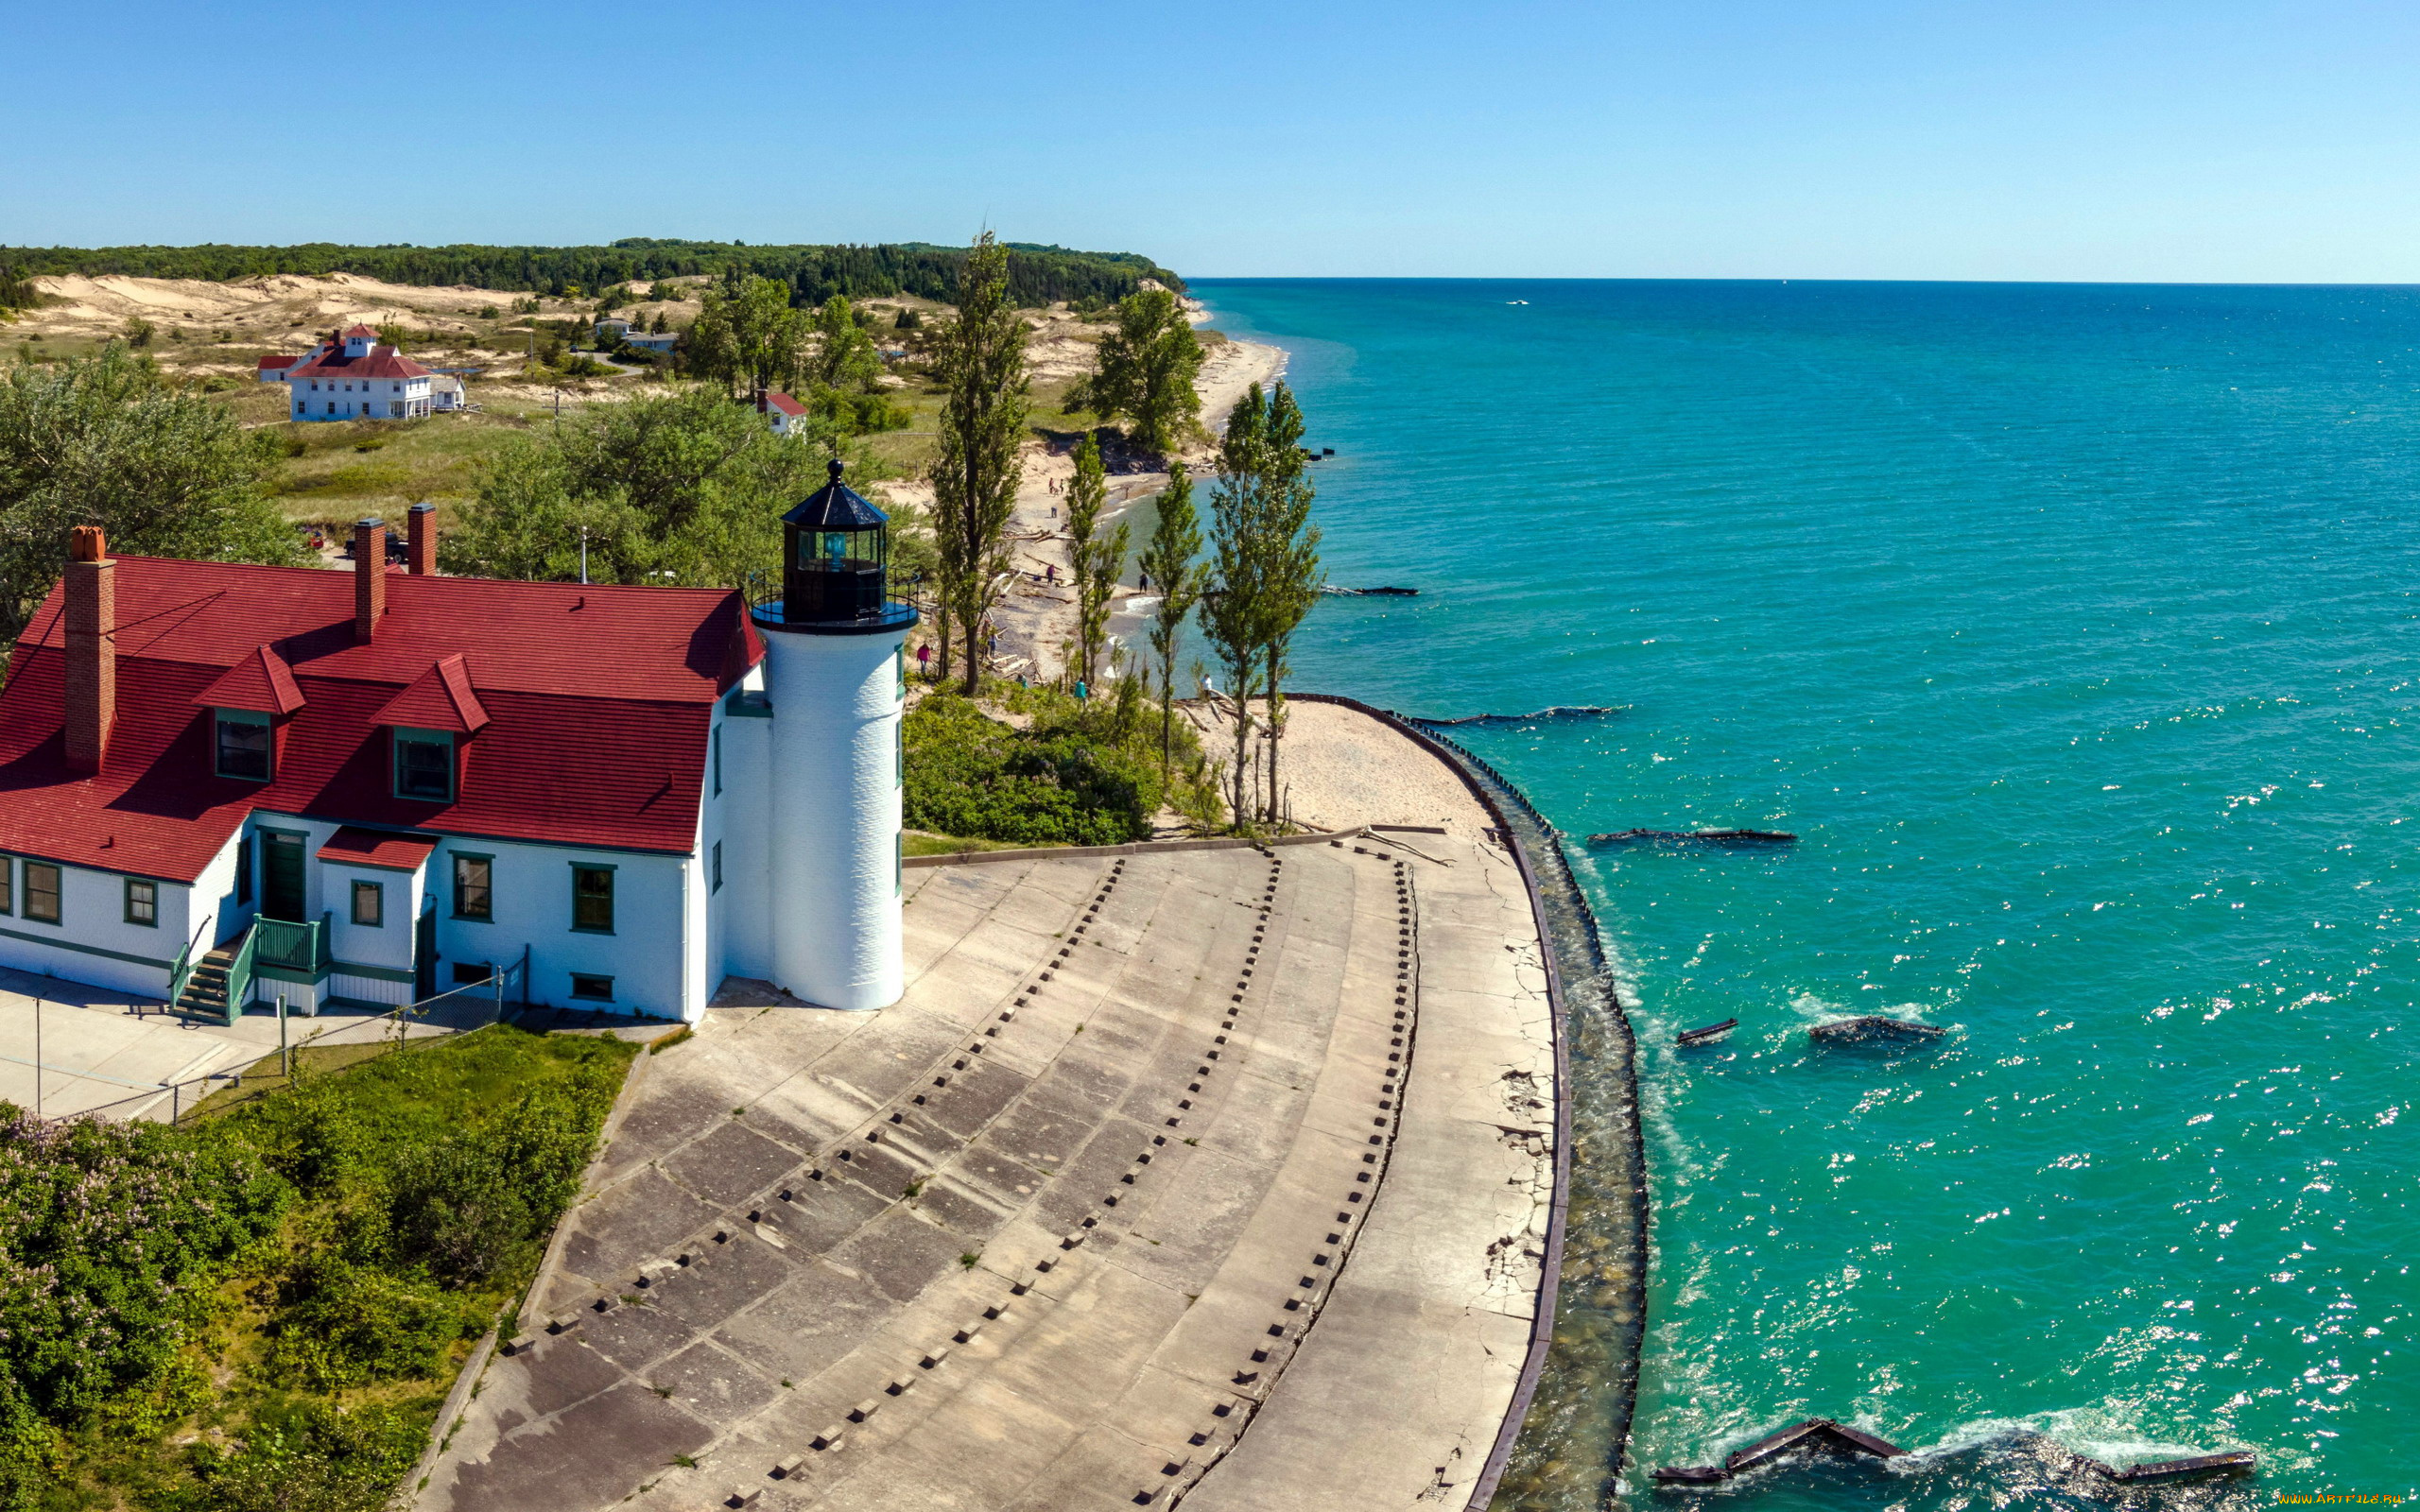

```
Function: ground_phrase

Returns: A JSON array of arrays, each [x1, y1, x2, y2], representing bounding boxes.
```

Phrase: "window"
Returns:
[[393, 729, 455, 800], [124, 877, 158, 926], [453, 854, 493, 920], [351, 879, 384, 927], [0, 856, 10, 915], [215, 710, 272, 781], [894, 645, 905, 699], [571, 865, 614, 933], [570, 972, 614, 1002], [452, 961, 493, 984], [712, 727, 722, 796], [895, 831, 903, 895], [23, 863, 60, 924], [895, 724, 904, 786], [235, 838, 252, 906], [711, 841, 723, 893]]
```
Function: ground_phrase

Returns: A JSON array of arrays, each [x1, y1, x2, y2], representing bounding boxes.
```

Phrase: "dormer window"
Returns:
[[215, 710, 272, 781], [393, 728, 455, 800]]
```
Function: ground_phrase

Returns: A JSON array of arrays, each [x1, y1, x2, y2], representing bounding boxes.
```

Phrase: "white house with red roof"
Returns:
[[0, 470, 916, 1023], [282, 325, 436, 421], [756, 387, 810, 437], [256, 354, 302, 383]]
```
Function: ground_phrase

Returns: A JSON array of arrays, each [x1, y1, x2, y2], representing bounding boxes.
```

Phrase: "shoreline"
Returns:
[[881, 324, 1288, 687]]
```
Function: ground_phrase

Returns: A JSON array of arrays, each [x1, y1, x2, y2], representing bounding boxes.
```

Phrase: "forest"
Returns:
[[0, 239, 1181, 309]]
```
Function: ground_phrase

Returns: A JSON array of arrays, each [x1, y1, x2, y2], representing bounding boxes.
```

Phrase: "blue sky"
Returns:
[[4, 0, 2416, 282]]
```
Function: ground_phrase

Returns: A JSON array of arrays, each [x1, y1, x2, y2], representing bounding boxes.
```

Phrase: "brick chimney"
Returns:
[[62, 525, 116, 774], [354, 518, 386, 642], [407, 502, 437, 576]]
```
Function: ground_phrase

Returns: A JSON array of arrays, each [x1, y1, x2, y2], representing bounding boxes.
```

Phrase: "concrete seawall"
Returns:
[[1289, 696, 1650, 1511]]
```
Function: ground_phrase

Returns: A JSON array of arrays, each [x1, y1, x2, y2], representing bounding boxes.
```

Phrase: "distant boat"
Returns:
[[1506, 300, 1529, 305], [1322, 585, 1419, 596]]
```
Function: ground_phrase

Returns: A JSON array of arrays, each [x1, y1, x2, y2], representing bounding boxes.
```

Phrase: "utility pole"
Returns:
[[33, 995, 42, 1121]]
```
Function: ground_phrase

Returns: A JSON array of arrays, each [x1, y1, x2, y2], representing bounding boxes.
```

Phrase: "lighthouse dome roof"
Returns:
[[782, 459, 888, 530]]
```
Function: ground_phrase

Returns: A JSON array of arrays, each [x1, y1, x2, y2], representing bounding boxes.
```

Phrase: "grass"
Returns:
[[262, 412, 529, 526], [181, 1040, 392, 1120], [46, 1024, 636, 1512], [905, 830, 1028, 857]]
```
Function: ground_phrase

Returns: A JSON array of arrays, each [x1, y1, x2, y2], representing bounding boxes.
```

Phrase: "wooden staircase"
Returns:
[[175, 930, 247, 1022]]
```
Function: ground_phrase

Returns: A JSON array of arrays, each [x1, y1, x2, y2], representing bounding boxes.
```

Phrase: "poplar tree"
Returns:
[[1204, 385, 1270, 829], [1072, 287, 1203, 455], [1252, 383, 1322, 825], [931, 233, 1029, 696], [1064, 434, 1126, 687], [1138, 462, 1206, 780]]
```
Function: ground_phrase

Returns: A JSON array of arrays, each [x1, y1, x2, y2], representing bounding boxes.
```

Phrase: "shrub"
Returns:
[[905, 692, 1161, 846], [183, 1401, 424, 1512], [388, 1086, 596, 1284], [272, 1256, 466, 1389]]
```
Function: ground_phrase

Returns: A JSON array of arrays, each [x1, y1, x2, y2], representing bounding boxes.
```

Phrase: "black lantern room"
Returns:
[[778, 458, 896, 627]]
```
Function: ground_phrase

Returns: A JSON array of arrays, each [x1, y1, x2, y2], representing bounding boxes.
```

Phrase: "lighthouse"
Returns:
[[757, 459, 917, 1010]]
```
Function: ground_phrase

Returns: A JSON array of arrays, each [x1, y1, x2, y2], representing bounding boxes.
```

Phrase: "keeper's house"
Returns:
[[281, 325, 436, 421], [0, 467, 915, 1024]]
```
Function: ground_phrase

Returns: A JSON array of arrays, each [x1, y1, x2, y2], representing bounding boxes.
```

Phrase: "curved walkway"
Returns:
[[418, 820, 1557, 1509]]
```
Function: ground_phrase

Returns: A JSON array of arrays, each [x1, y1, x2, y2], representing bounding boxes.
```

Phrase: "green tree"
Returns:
[[1203, 387, 1269, 828], [1138, 462, 1206, 781], [1249, 384, 1322, 825], [0, 346, 301, 648], [687, 274, 806, 398], [1072, 287, 1203, 456], [121, 317, 154, 347], [930, 232, 1029, 695], [442, 387, 838, 588], [1202, 382, 1321, 829], [1064, 434, 1127, 687], [807, 295, 883, 393]]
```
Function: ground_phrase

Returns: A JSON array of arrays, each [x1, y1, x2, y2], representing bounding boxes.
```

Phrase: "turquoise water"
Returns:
[[1191, 280, 2418, 1504]]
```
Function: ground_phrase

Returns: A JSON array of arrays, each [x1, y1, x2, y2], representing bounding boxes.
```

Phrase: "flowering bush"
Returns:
[[2, 1024, 634, 1511]]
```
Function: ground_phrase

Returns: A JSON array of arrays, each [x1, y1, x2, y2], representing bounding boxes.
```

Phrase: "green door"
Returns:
[[261, 833, 306, 922]]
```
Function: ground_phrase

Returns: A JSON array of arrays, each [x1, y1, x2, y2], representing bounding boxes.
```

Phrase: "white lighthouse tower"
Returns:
[[757, 459, 917, 1010]]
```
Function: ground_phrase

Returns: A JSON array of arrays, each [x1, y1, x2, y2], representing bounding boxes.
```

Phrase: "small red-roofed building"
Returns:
[[257, 353, 302, 383], [755, 387, 811, 438], [285, 325, 436, 421], [0, 466, 917, 1023]]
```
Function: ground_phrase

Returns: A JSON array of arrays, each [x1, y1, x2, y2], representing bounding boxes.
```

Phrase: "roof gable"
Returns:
[[192, 644, 305, 716], [373, 653, 490, 733]]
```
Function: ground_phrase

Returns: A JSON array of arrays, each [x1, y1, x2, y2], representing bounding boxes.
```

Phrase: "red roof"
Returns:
[[764, 391, 807, 417], [257, 354, 302, 371], [373, 653, 489, 733], [0, 558, 765, 882], [192, 644, 305, 716], [341, 324, 378, 338], [318, 826, 438, 872], [288, 344, 432, 381]]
